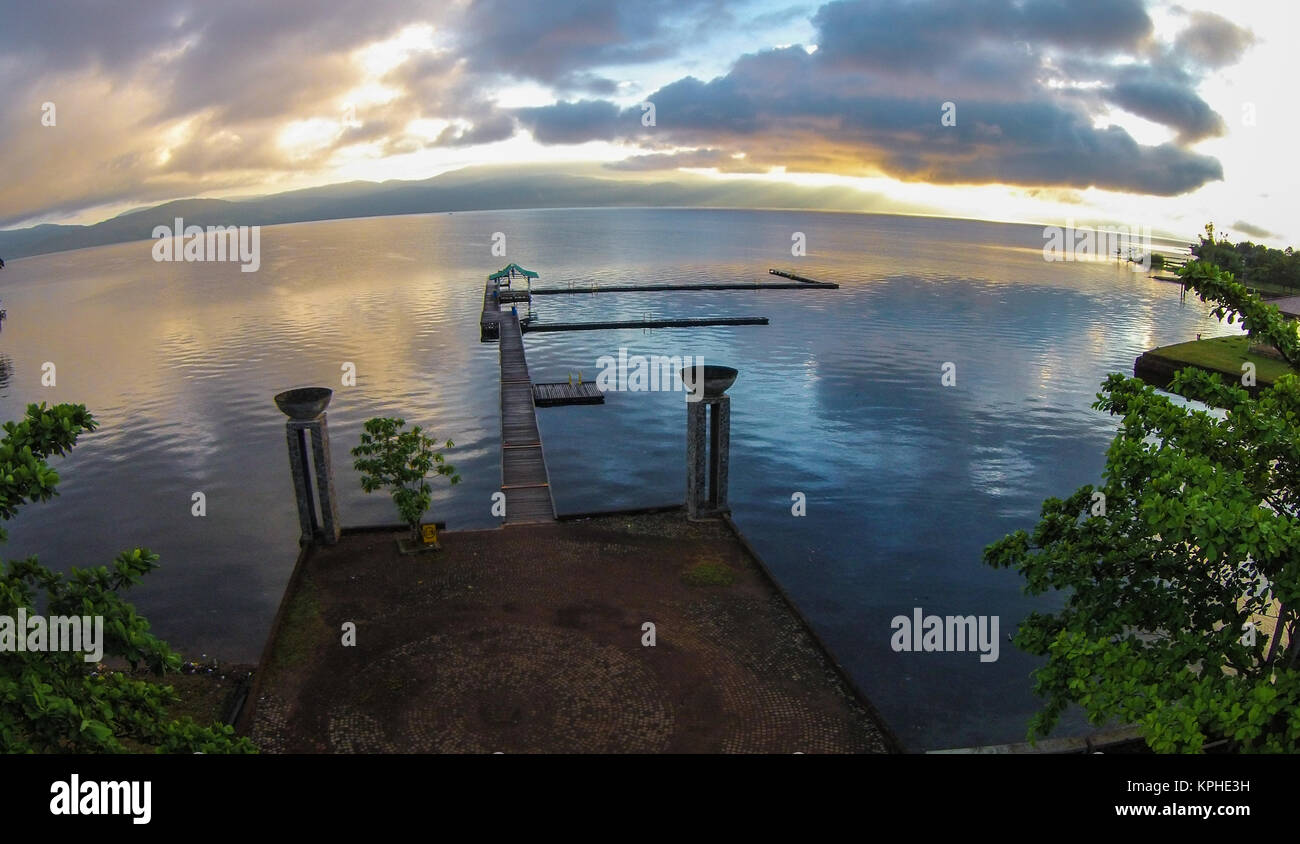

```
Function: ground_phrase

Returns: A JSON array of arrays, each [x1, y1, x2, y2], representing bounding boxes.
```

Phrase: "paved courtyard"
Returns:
[[247, 511, 891, 753]]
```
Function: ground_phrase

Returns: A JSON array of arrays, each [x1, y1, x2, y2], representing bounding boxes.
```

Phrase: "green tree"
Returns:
[[351, 417, 460, 542], [0, 403, 256, 753], [1191, 222, 1300, 292], [985, 261, 1300, 752]]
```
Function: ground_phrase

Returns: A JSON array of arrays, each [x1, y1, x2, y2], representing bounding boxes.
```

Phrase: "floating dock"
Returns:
[[767, 268, 837, 286], [523, 316, 769, 332], [529, 269, 837, 294], [533, 382, 604, 406], [532, 280, 838, 294]]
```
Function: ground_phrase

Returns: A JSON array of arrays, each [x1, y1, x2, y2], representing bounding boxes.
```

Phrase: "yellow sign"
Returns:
[[420, 523, 439, 546]]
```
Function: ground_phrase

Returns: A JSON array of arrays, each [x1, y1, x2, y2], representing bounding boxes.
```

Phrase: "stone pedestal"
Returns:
[[286, 414, 341, 544], [687, 395, 730, 520]]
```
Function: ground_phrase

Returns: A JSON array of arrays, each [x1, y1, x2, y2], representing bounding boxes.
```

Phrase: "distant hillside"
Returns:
[[0, 166, 936, 261]]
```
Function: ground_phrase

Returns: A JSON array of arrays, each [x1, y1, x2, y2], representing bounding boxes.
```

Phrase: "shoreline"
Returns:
[[1134, 335, 1297, 396]]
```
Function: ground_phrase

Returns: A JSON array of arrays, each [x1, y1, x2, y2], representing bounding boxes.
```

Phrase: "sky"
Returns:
[[2, 0, 1297, 244]]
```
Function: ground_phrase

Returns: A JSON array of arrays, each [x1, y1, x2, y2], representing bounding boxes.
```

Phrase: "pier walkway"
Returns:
[[498, 309, 557, 525], [481, 268, 556, 524]]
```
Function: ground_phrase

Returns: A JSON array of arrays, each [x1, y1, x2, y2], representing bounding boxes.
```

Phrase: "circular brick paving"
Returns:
[[327, 625, 675, 752]]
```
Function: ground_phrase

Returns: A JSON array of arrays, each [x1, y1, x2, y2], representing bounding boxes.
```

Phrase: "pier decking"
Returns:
[[481, 268, 557, 524], [480, 282, 504, 341], [533, 382, 604, 406], [498, 311, 556, 525]]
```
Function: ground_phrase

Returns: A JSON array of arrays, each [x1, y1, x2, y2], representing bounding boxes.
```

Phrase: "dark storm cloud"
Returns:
[[1106, 69, 1226, 143], [812, 0, 1152, 70], [515, 0, 1244, 195], [454, 0, 718, 85], [517, 99, 624, 144], [434, 113, 518, 147], [520, 59, 1222, 194]]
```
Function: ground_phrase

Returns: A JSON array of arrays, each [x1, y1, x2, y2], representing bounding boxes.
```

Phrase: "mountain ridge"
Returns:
[[0, 166, 937, 261]]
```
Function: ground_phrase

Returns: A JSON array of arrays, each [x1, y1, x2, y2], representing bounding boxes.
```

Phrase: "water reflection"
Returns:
[[0, 209, 1230, 750]]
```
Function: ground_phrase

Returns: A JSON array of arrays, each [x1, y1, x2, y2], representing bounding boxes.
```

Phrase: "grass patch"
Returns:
[[1246, 281, 1300, 298], [162, 665, 249, 725], [681, 561, 737, 587], [267, 575, 327, 673], [1149, 335, 1298, 386]]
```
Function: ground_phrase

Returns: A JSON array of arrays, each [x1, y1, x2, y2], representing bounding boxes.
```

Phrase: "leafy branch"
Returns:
[[351, 417, 461, 541]]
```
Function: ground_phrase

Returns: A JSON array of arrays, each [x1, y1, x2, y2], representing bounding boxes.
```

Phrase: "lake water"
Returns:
[[0, 208, 1230, 750]]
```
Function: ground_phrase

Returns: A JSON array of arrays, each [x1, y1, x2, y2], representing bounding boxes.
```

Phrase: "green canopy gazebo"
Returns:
[[488, 263, 539, 288], [488, 263, 538, 318]]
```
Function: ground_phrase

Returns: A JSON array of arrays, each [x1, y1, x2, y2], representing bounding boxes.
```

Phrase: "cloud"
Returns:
[[812, 0, 1152, 71], [0, 0, 1256, 225], [0, 1, 512, 225], [516, 99, 624, 144], [1230, 220, 1278, 241], [516, 0, 1231, 197], [1105, 66, 1226, 143], [453, 0, 718, 87], [604, 148, 766, 172], [1174, 10, 1256, 69]]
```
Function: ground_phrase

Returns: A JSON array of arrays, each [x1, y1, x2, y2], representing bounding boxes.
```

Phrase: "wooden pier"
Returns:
[[533, 382, 604, 406], [477, 260, 794, 523], [497, 310, 557, 525], [480, 265, 556, 524], [480, 281, 505, 341]]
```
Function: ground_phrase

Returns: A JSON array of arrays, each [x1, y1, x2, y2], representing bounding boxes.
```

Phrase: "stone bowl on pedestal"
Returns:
[[681, 365, 738, 398], [274, 387, 333, 420]]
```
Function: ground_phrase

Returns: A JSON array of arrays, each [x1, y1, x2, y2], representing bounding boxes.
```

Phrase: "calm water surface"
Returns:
[[0, 208, 1229, 749]]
